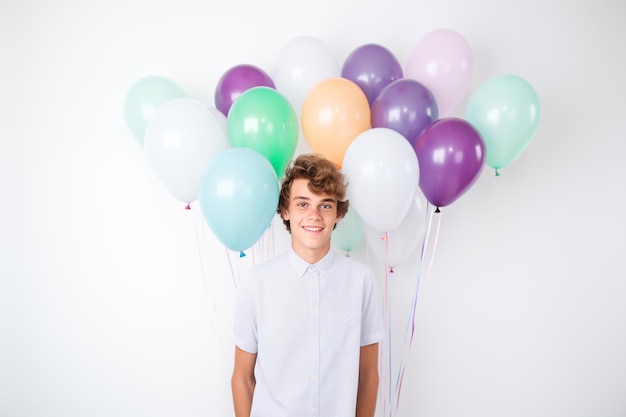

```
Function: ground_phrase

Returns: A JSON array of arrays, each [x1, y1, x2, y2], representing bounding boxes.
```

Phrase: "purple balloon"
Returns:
[[341, 44, 403, 106], [413, 118, 486, 208], [215, 64, 275, 116], [371, 78, 438, 146]]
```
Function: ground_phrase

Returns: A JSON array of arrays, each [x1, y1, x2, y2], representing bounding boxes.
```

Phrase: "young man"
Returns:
[[231, 153, 385, 417]]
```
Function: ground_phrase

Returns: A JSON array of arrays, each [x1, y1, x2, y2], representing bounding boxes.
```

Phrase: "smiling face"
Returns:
[[281, 178, 342, 264]]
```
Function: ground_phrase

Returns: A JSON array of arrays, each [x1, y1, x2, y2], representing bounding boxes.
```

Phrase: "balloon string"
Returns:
[[393, 205, 442, 414], [424, 210, 442, 285], [189, 204, 227, 364], [386, 264, 392, 417], [391, 226, 428, 414], [190, 205, 214, 317], [379, 231, 391, 417], [409, 207, 442, 344], [261, 220, 276, 262], [395, 367, 405, 416], [226, 247, 239, 290], [250, 219, 276, 266], [383, 232, 390, 417], [268, 220, 276, 260], [251, 227, 262, 266]]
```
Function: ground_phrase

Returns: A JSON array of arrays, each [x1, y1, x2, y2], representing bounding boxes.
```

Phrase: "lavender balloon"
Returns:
[[413, 118, 485, 209], [341, 44, 403, 106], [371, 78, 438, 146], [214, 64, 275, 116]]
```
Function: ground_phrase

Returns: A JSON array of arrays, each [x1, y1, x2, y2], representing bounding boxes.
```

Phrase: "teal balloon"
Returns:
[[332, 209, 364, 254], [199, 148, 279, 252], [227, 86, 298, 178], [466, 74, 540, 171], [124, 75, 186, 146]]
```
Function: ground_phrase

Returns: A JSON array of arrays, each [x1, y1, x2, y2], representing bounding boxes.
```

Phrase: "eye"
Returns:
[[297, 202, 307, 208], [320, 203, 332, 210]]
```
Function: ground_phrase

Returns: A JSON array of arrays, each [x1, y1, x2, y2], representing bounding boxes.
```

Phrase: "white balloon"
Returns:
[[365, 188, 429, 268], [145, 98, 228, 204], [208, 105, 228, 134], [273, 36, 340, 115], [342, 127, 419, 232]]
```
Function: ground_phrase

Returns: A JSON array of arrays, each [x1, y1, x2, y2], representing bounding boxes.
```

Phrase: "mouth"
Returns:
[[302, 226, 324, 232]]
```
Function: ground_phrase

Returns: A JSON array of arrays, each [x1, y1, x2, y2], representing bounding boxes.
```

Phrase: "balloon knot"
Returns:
[[239, 251, 246, 258], [390, 267, 395, 273], [184, 203, 191, 210], [495, 169, 501, 177], [435, 207, 441, 213], [344, 251, 350, 257]]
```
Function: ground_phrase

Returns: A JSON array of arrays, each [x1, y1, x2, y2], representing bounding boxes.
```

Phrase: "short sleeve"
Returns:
[[360, 270, 385, 346], [233, 272, 258, 353]]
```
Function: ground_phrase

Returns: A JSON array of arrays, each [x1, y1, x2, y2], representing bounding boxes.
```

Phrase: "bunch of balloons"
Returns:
[[123, 29, 541, 258]]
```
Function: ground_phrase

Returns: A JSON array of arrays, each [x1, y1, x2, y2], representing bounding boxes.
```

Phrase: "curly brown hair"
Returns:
[[278, 153, 349, 232]]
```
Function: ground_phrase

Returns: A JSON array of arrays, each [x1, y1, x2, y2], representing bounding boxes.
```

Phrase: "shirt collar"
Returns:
[[288, 248, 335, 277]]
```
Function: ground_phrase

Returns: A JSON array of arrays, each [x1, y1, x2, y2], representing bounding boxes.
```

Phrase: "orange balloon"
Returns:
[[301, 78, 370, 167]]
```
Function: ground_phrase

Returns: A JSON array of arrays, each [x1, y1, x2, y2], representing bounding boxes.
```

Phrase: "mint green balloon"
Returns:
[[467, 74, 540, 171], [227, 86, 299, 178], [124, 75, 186, 146], [332, 209, 364, 254]]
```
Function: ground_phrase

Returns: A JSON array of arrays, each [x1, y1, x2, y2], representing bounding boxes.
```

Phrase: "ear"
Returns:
[[333, 214, 343, 231], [280, 208, 289, 221]]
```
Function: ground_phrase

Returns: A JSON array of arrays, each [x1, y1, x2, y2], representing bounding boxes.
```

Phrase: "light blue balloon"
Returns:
[[199, 148, 279, 252], [124, 75, 186, 146]]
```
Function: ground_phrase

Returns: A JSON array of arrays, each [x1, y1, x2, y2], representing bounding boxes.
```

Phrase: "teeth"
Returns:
[[304, 226, 323, 231]]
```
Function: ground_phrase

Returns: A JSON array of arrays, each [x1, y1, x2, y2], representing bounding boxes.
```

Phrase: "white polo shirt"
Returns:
[[233, 248, 385, 417]]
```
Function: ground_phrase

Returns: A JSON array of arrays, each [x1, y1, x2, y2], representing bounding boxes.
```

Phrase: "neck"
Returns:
[[292, 244, 330, 265]]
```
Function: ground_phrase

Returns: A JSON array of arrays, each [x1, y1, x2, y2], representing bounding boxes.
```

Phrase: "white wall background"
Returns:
[[2, 0, 625, 416]]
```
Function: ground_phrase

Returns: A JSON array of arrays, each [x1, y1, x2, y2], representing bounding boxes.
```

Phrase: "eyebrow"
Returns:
[[292, 196, 337, 203]]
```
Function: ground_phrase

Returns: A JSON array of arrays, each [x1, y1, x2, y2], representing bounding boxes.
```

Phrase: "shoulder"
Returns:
[[249, 252, 290, 274], [334, 255, 372, 274], [240, 252, 290, 286], [332, 253, 374, 278]]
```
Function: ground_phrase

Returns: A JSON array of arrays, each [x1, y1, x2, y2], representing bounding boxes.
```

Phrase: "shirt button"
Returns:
[[312, 406, 318, 414], [311, 374, 318, 380]]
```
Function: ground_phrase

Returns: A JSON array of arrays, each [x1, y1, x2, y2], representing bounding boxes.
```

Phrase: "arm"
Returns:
[[231, 346, 257, 417], [355, 342, 379, 417]]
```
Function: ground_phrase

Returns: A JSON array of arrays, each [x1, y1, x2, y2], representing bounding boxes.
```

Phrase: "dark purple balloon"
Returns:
[[371, 78, 438, 146], [215, 64, 275, 116], [341, 44, 403, 106], [413, 117, 486, 208]]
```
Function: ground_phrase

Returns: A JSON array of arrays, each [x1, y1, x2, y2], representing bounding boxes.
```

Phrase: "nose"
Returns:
[[307, 206, 322, 219]]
